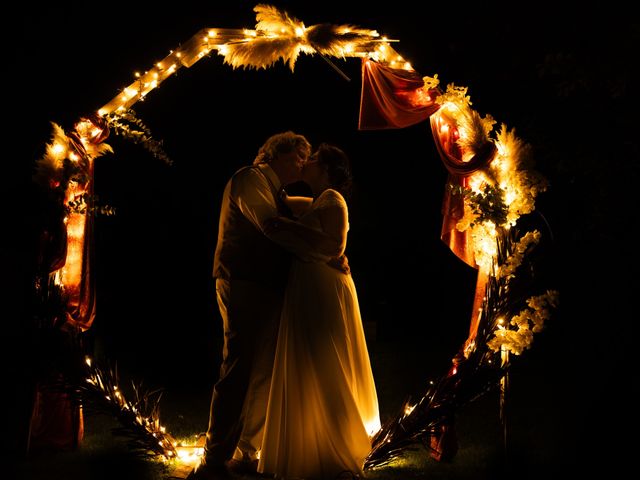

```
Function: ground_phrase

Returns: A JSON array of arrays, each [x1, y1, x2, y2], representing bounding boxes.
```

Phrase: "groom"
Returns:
[[187, 131, 311, 480]]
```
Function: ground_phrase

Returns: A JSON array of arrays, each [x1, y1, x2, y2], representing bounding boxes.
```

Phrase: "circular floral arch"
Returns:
[[31, 4, 558, 471]]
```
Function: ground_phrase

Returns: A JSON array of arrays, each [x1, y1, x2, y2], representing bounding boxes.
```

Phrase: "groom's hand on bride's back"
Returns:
[[327, 254, 350, 275]]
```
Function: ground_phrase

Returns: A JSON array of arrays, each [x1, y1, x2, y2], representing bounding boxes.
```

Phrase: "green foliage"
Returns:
[[449, 183, 508, 227], [65, 193, 116, 216], [105, 109, 172, 165]]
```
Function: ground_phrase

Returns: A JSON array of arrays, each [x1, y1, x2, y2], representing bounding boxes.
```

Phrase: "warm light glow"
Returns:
[[59, 198, 87, 300], [295, 26, 305, 37], [404, 404, 415, 416], [375, 44, 387, 61], [366, 418, 381, 437], [464, 340, 476, 356], [472, 221, 498, 271], [468, 172, 487, 193], [175, 445, 205, 465], [208, 30, 217, 37], [52, 143, 65, 155], [407, 87, 432, 107], [90, 127, 103, 139]]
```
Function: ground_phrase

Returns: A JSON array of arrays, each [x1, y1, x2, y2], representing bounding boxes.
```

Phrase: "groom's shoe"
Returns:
[[226, 457, 259, 475], [185, 461, 231, 480]]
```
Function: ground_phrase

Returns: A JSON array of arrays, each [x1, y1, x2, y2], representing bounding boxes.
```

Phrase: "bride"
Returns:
[[259, 143, 381, 479]]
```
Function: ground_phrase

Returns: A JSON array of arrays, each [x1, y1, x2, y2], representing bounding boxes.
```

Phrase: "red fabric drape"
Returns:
[[359, 59, 499, 267], [429, 112, 496, 352], [358, 60, 439, 130], [430, 114, 497, 267], [29, 375, 84, 453], [29, 177, 95, 453], [64, 165, 97, 332], [358, 59, 496, 365], [29, 116, 108, 453], [63, 114, 107, 331]]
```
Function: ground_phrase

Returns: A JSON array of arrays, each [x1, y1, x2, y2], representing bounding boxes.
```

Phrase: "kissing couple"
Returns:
[[188, 131, 380, 480]]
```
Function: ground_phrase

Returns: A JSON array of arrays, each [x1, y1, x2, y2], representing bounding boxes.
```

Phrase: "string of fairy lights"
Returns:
[[98, 6, 410, 116], [34, 3, 558, 470]]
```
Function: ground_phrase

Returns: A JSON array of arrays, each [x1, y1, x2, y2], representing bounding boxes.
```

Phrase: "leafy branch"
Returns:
[[104, 109, 172, 165], [449, 183, 509, 227], [66, 193, 116, 216]]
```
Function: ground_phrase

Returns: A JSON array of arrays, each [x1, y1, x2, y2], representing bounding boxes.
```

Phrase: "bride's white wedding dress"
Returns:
[[258, 189, 380, 480]]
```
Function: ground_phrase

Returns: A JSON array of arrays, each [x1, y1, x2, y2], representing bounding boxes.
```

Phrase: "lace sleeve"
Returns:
[[314, 189, 347, 212]]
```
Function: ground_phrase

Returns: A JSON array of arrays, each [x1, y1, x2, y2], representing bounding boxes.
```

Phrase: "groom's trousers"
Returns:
[[204, 278, 283, 465]]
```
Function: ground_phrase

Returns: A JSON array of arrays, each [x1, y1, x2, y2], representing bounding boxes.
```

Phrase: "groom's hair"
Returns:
[[253, 131, 311, 165]]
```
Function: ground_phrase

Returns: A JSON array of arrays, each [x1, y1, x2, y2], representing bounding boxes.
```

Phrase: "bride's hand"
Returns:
[[327, 254, 350, 275]]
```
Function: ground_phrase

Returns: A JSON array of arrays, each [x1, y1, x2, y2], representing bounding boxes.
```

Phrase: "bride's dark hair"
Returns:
[[316, 143, 353, 200]]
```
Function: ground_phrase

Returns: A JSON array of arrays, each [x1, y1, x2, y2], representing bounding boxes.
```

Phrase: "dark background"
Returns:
[[3, 0, 638, 474]]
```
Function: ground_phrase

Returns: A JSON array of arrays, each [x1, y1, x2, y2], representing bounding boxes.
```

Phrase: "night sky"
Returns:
[[3, 1, 638, 473]]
